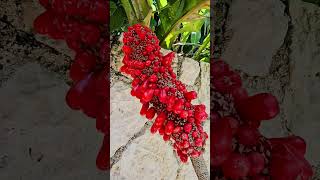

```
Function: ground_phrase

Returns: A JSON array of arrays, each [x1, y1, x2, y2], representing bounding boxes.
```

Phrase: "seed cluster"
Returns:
[[121, 24, 209, 163], [211, 60, 313, 180]]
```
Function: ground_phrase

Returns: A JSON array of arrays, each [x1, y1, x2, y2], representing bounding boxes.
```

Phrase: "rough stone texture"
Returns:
[[0, 0, 74, 58], [179, 58, 200, 86], [0, 63, 107, 179], [177, 163, 198, 180], [220, 0, 320, 178], [222, 0, 289, 76], [110, 81, 146, 155], [111, 131, 179, 180], [286, 0, 320, 165], [198, 62, 210, 112], [0, 0, 43, 32], [0, 20, 71, 87]]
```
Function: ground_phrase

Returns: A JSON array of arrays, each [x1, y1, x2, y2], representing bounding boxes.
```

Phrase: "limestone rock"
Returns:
[[0, 63, 107, 179], [286, 0, 320, 165], [111, 130, 179, 180], [198, 62, 210, 111], [0, 0, 74, 58], [222, 0, 289, 76], [110, 81, 146, 155], [179, 58, 200, 86]]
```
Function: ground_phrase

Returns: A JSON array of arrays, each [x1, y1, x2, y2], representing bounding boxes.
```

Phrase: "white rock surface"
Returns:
[[179, 58, 200, 86], [110, 81, 146, 155], [111, 131, 179, 180], [177, 163, 198, 180], [198, 62, 210, 112], [222, 0, 289, 76]]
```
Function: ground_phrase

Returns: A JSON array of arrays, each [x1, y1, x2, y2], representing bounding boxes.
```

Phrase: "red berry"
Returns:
[[183, 123, 192, 133], [164, 121, 175, 135], [222, 153, 251, 179], [122, 45, 132, 54], [96, 135, 109, 170], [69, 63, 89, 82], [74, 52, 97, 72], [184, 91, 197, 101], [140, 103, 149, 116], [236, 93, 280, 121], [247, 152, 265, 176], [211, 60, 230, 77], [145, 107, 156, 120], [236, 125, 261, 146]]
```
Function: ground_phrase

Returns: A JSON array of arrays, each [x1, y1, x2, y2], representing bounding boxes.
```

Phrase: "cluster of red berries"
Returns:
[[33, 0, 109, 170], [211, 60, 313, 179], [120, 24, 209, 163]]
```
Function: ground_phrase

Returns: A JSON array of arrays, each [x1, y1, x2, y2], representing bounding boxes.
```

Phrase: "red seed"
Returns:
[[145, 107, 156, 120], [164, 121, 175, 135], [183, 123, 192, 133], [222, 153, 251, 179]]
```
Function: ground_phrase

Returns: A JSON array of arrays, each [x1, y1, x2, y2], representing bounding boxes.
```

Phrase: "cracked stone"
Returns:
[[110, 80, 146, 156], [35, 34, 75, 58], [198, 62, 210, 112], [0, 20, 70, 85], [285, 0, 320, 165], [179, 58, 200, 86], [110, 130, 179, 180], [0, 0, 43, 32], [0, 0, 75, 58], [176, 163, 198, 180], [222, 0, 289, 76], [0, 63, 107, 179]]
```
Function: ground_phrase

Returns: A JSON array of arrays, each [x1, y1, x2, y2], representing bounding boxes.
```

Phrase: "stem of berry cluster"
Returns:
[[191, 155, 209, 180]]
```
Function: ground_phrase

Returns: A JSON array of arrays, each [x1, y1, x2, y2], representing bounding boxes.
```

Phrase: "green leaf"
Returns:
[[110, 4, 127, 32], [162, 18, 205, 49], [302, 0, 320, 6], [167, 0, 178, 5], [150, 18, 157, 31], [190, 32, 201, 44], [200, 57, 209, 63], [180, 32, 191, 43], [159, 0, 168, 7], [156, 0, 210, 47], [193, 33, 210, 60], [110, 1, 117, 15]]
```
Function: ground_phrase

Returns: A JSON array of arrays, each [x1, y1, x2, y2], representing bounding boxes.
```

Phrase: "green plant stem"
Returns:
[[194, 33, 210, 60], [120, 0, 152, 25], [120, 0, 138, 24]]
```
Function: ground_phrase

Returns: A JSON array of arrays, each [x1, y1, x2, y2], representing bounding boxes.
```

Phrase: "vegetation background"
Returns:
[[110, 0, 211, 63]]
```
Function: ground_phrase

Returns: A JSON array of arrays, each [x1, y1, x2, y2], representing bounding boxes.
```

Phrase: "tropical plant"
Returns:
[[110, 0, 210, 62]]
